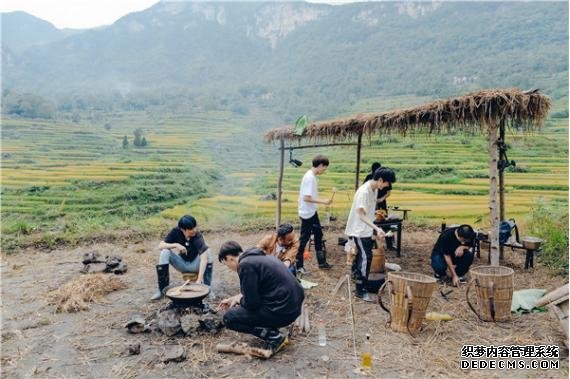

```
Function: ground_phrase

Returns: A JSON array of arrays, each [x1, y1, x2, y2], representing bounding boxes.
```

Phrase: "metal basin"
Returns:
[[521, 236, 543, 250], [165, 283, 210, 307]]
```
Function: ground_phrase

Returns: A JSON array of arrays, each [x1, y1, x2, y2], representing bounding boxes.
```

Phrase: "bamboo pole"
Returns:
[[276, 137, 285, 228], [499, 121, 505, 260], [355, 132, 363, 191], [489, 124, 500, 266]]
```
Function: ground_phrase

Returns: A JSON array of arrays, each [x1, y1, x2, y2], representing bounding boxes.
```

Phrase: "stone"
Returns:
[[162, 345, 186, 363]]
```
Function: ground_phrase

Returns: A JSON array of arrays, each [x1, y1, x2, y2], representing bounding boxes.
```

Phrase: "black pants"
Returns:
[[296, 212, 323, 269], [351, 236, 374, 295], [223, 306, 299, 335], [431, 251, 474, 277]]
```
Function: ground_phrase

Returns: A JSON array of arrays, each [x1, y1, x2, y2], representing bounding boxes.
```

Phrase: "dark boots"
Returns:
[[150, 264, 169, 301], [316, 250, 332, 270], [252, 327, 288, 354], [204, 263, 213, 286]]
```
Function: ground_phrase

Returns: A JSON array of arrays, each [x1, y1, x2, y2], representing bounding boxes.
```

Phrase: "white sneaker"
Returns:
[[297, 267, 310, 276]]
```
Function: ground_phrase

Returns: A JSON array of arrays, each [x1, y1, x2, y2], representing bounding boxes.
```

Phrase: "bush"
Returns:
[[527, 199, 569, 275]]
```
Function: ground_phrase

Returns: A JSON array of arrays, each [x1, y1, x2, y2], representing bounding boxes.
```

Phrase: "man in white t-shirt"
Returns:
[[345, 167, 396, 302], [296, 155, 333, 274]]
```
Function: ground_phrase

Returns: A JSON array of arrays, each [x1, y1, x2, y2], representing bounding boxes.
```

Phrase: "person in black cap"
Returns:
[[217, 241, 304, 354], [150, 215, 213, 301], [431, 224, 476, 287]]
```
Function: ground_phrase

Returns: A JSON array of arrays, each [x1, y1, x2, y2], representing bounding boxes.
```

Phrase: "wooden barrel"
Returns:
[[366, 272, 385, 293], [466, 266, 514, 322], [370, 247, 386, 273], [379, 272, 437, 334]]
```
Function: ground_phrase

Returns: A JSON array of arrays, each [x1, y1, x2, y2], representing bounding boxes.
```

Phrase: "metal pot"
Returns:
[[165, 283, 210, 307], [521, 236, 543, 250]]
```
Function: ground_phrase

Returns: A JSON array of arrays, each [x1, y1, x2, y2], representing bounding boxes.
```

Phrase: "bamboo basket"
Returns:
[[378, 272, 437, 335], [466, 266, 514, 322]]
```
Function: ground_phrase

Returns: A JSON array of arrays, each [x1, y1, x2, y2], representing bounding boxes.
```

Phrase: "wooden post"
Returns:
[[355, 132, 363, 191], [276, 138, 285, 228], [499, 120, 505, 260], [488, 124, 500, 266]]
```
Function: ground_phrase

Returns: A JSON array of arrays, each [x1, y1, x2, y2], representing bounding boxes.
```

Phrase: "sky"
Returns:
[[0, 0, 359, 29]]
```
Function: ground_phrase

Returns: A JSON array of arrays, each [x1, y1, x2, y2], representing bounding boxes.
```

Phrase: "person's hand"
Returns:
[[323, 198, 332, 206], [375, 228, 386, 238], [217, 297, 232, 311], [452, 275, 461, 287], [454, 246, 465, 258], [195, 278, 204, 285]]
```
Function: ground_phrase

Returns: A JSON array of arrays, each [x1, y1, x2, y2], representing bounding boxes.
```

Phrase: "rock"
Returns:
[[112, 261, 128, 274], [180, 313, 200, 336], [82, 252, 102, 265], [127, 342, 141, 355], [124, 314, 149, 334], [198, 315, 224, 334], [80, 262, 107, 274], [162, 345, 186, 363], [157, 309, 181, 337], [105, 256, 122, 268]]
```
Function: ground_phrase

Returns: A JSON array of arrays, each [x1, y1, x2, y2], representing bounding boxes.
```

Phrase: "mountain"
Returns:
[[0, 11, 85, 53], [2, 2, 568, 120]]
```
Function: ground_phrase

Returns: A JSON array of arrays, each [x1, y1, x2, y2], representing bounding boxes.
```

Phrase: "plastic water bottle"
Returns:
[[361, 333, 372, 370], [318, 319, 327, 346], [441, 218, 447, 232]]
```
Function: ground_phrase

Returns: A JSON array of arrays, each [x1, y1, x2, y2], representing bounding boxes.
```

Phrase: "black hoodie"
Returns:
[[238, 248, 304, 317]]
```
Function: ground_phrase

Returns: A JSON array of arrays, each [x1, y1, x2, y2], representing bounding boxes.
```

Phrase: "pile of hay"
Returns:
[[48, 273, 127, 313]]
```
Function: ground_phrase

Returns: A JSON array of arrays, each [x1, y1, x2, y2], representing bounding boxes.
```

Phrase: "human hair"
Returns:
[[218, 240, 243, 262], [277, 223, 294, 238], [457, 224, 476, 242], [312, 155, 329, 168], [178, 215, 197, 230], [370, 162, 381, 173], [373, 167, 396, 183]]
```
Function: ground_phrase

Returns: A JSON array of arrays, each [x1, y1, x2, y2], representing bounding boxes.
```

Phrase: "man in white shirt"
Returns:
[[296, 155, 333, 274], [345, 167, 396, 302]]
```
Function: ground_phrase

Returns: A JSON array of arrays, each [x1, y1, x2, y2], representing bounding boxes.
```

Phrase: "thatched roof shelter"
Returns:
[[265, 88, 551, 143], [265, 88, 551, 266]]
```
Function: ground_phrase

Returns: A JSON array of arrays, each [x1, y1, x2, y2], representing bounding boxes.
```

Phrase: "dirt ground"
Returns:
[[1, 225, 568, 378]]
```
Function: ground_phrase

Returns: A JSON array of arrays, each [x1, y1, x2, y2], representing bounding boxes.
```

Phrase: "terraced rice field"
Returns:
[[187, 96, 569, 230], [1, 95, 567, 251]]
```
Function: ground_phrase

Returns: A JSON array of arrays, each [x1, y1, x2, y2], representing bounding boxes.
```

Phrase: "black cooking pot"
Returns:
[[165, 283, 210, 307]]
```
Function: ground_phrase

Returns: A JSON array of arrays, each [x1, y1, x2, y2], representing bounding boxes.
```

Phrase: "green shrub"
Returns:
[[527, 199, 569, 275]]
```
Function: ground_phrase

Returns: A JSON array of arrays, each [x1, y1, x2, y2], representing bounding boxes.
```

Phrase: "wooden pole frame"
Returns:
[[276, 137, 285, 228], [499, 120, 506, 260], [489, 123, 500, 266], [355, 132, 363, 191]]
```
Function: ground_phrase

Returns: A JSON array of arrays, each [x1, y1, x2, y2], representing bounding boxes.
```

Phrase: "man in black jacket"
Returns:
[[217, 241, 304, 354]]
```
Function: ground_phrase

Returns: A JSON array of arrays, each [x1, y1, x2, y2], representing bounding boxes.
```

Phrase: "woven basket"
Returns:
[[379, 272, 437, 334], [466, 266, 514, 322]]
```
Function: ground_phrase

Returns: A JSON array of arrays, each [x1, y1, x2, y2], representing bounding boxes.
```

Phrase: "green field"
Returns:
[[1, 95, 568, 252]]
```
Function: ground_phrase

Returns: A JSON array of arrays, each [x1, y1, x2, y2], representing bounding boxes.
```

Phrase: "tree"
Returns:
[[141, 137, 148, 147], [71, 112, 81, 123], [104, 122, 112, 131], [122, 136, 128, 149]]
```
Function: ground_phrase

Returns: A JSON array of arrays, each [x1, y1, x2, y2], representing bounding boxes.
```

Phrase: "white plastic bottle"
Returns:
[[318, 319, 327, 346]]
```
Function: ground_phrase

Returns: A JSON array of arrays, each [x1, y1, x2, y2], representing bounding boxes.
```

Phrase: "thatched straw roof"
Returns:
[[264, 88, 551, 143]]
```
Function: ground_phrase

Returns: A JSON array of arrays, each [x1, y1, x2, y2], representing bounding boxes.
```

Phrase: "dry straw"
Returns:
[[264, 88, 551, 143], [48, 273, 127, 313]]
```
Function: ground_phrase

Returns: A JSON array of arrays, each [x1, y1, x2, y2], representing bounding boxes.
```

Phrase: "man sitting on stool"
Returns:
[[150, 215, 213, 301], [218, 241, 304, 354], [431, 224, 476, 287]]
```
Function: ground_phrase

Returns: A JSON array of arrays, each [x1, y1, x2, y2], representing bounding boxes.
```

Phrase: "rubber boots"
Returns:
[[204, 263, 213, 286], [150, 264, 169, 301], [316, 250, 332, 270]]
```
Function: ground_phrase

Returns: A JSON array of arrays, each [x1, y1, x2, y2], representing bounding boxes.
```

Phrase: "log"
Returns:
[[535, 284, 569, 308], [216, 342, 272, 359]]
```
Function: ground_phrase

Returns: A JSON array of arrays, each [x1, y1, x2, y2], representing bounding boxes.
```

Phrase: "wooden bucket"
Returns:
[[466, 266, 514, 322], [370, 247, 386, 273], [378, 272, 437, 335], [182, 273, 198, 282]]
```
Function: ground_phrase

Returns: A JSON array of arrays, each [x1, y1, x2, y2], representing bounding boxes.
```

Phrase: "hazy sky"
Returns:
[[0, 0, 357, 29]]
